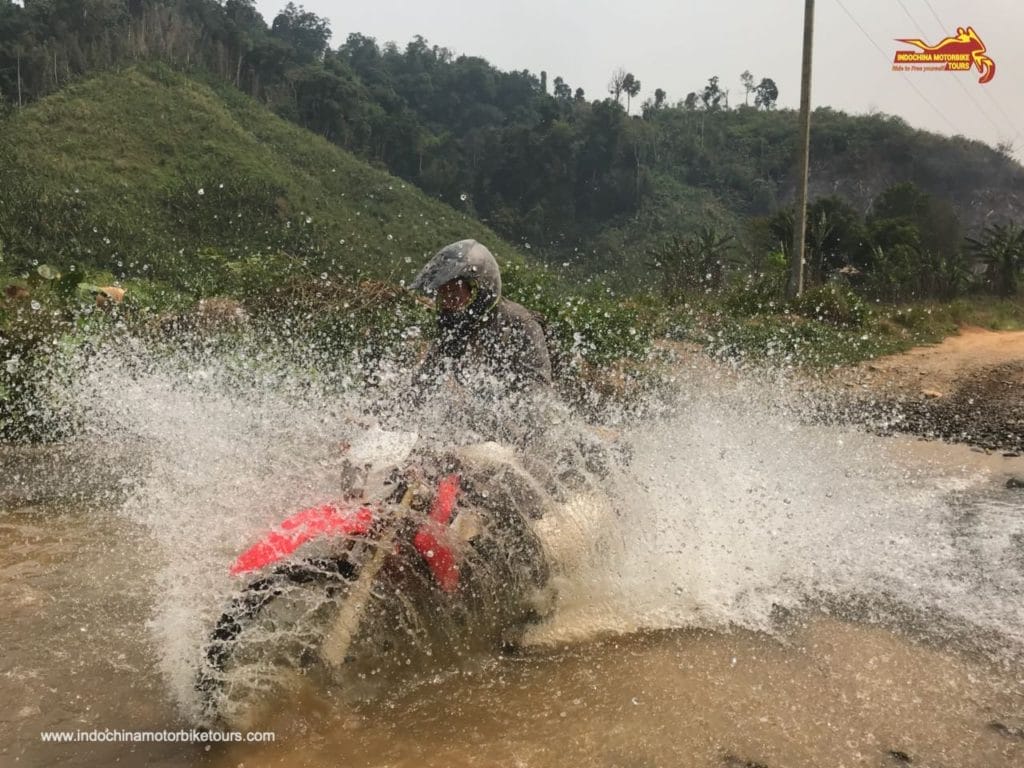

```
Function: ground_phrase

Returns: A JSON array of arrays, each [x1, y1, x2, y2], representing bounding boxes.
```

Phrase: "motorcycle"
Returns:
[[194, 430, 553, 726]]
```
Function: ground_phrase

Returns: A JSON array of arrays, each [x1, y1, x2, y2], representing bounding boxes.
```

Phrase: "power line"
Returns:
[[919, 0, 946, 31], [918, 0, 1021, 144], [893, 0, 1008, 141], [833, 0, 958, 134]]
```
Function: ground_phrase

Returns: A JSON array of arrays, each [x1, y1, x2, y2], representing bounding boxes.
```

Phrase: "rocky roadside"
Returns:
[[830, 328, 1024, 457]]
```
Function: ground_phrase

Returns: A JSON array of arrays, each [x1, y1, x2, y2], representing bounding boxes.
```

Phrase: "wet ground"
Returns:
[[833, 328, 1024, 453], [2, 438, 1023, 768]]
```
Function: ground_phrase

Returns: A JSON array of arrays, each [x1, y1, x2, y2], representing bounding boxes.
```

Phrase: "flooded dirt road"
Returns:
[[3, 436, 1023, 768]]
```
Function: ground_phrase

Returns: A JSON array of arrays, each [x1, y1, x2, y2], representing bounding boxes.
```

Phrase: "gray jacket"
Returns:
[[415, 298, 553, 393]]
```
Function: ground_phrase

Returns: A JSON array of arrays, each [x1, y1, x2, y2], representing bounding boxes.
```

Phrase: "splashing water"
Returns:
[[36, 331, 1024, 721], [533, 367, 1024, 663]]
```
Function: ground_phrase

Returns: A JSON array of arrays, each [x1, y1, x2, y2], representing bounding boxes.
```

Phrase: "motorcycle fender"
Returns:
[[230, 503, 375, 575]]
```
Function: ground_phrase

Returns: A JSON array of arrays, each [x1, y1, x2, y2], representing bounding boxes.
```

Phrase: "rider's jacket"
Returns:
[[415, 297, 553, 393]]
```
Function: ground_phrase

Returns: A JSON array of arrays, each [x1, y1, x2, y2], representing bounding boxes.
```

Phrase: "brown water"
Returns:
[[3, 464, 1024, 768]]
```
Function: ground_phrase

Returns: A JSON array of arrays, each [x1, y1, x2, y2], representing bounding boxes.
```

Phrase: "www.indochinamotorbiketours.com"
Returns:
[[39, 729, 275, 744]]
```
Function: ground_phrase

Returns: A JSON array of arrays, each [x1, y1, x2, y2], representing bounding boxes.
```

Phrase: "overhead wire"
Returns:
[[892, 0, 1007, 141], [832, 0, 958, 134], [918, 0, 1020, 145]]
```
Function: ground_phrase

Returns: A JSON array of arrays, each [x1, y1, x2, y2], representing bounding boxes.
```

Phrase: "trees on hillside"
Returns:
[[967, 222, 1024, 297], [1, 0, 1019, 299], [700, 76, 726, 111], [754, 78, 778, 110], [740, 70, 755, 106], [270, 2, 331, 63]]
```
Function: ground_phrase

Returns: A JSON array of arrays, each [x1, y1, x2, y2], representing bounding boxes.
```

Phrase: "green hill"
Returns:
[[0, 64, 529, 300]]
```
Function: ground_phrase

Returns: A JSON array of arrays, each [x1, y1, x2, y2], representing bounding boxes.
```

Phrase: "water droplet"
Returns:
[[30, 300, 41, 311], [320, 272, 328, 280], [197, 188, 204, 195], [387, 234, 394, 241], [460, 193, 468, 201]]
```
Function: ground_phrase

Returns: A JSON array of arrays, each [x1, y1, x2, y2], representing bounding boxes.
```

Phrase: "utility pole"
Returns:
[[789, 0, 815, 298]]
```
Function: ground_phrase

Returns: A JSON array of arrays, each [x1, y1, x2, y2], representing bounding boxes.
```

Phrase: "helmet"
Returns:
[[410, 240, 501, 318]]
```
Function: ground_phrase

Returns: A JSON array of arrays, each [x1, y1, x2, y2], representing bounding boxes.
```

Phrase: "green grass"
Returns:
[[2, 64, 1022, 442], [0, 63, 531, 297], [671, 292, 1024, 369]]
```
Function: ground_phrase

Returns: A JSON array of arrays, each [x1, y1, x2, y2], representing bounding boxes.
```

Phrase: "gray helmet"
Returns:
[[410, 240, 502, 315]]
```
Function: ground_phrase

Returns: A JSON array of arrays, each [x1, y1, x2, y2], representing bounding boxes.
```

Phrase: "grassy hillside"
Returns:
[[0, 63, 530, 300]]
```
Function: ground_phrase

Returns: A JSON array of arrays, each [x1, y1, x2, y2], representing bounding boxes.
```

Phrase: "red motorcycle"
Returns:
[[195, 438, 551, 725]]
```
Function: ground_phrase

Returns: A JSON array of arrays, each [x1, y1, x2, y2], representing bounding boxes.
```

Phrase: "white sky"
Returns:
[[255, 0, 1023, 159]]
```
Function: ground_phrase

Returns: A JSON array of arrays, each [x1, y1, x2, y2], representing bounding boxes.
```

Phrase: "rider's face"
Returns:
[[437, 279, 473, 313]]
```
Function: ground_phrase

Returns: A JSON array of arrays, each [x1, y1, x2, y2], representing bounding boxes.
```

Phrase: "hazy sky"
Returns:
[[255, 0, 1022, 159]]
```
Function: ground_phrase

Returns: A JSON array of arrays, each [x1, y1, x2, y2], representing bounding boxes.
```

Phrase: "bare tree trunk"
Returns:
[[16, 51, 22, 108], [235, 54, 243, 87]]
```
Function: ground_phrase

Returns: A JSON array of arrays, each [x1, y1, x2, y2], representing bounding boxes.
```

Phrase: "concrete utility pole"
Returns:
[[789, 0, 815, 298]]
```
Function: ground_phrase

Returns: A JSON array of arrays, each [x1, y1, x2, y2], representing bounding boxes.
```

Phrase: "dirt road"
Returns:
[[840, 327, 1024, 453]]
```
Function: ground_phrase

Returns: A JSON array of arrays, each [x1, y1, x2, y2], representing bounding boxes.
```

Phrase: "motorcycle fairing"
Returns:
[[230, 504, 375, 575], [229, 475, 463, 591]]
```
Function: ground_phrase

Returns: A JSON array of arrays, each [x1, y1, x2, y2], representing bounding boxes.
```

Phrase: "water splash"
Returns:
[[531, 365, 1024, 663], [36, 330, 1024, 720]]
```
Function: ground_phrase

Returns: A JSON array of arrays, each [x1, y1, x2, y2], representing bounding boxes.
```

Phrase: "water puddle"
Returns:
[[2, 341, 1023, 766]]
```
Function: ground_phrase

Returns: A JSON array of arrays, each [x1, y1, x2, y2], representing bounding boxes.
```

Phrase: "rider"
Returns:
[[409, 239, 552, 395], [408, 239, 617, 496]]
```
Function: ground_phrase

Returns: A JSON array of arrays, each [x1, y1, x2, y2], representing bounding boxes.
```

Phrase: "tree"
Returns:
[[868, 182, 960, 263], [740, 70, 755, 106], [700, 76, 725, 111], [608, 67, 627, 104], [271, 3, 331, 63], [653, 88, 666, 109], [650, 224, 734, 300], [622, 72, 641, 112], [754, 77, 778, 110], [967, 222, 1024, 297], [682, 92, 699, 111], [553, 76, 571, 100], [574, 86, 585, 102]]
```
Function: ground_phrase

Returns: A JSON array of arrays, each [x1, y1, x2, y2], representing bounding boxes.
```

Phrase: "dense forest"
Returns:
[[1, 0, 1023, 300]]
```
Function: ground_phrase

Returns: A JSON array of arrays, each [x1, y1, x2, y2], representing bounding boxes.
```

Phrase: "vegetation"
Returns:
[[2, 0, 1023, 441], [2, 0, 1022, 282]]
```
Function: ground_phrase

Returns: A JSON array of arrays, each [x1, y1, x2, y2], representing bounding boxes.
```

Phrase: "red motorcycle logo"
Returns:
[[894, 26, 995, 84]]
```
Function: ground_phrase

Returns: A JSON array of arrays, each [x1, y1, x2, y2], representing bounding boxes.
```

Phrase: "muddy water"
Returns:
[[2, 439, 1023, 768], [219, 621, 1024, 768]]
